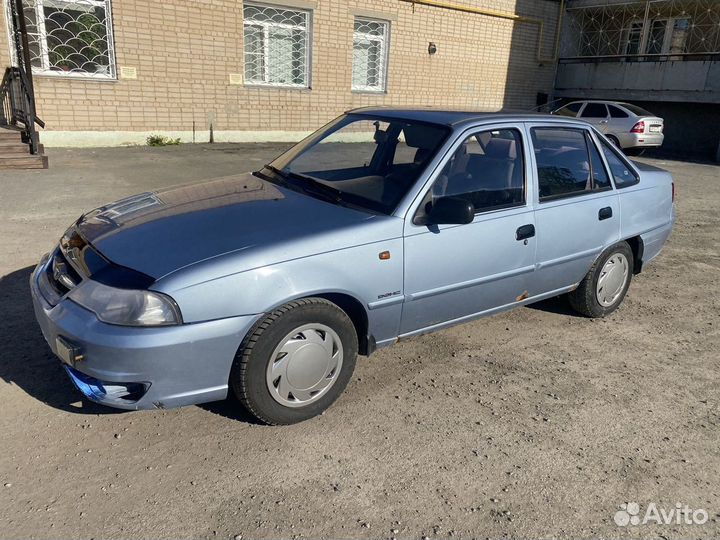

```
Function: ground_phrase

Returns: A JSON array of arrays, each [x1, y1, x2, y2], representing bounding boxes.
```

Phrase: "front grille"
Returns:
[[45, 249, 82, 296]]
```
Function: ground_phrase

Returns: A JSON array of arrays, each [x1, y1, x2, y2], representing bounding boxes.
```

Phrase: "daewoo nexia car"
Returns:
[[552, 100, 664, 151], [31, 108, 675, 425]]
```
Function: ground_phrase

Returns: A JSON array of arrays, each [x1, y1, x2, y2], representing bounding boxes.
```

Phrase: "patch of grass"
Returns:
[[146, 134, 181, 146]]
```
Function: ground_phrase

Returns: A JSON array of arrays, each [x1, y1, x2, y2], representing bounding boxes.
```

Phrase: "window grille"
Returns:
[[352, 17, 389, 92], [8, 0, 116, 78], [243, 3, 311, 87], [562, 0, 720, 58]]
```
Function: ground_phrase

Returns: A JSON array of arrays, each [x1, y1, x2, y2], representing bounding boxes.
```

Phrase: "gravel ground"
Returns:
[[0, 144, 718, 539]]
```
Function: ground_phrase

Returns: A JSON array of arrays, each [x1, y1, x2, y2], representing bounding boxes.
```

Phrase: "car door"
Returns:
[[606, 104, 632, 141], [527, 123, 621, 296], [400, 124, 536, 335], [579, 102, 610, 134]]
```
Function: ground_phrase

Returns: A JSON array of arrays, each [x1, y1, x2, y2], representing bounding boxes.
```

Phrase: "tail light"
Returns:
[[630, 121, 645, 133]]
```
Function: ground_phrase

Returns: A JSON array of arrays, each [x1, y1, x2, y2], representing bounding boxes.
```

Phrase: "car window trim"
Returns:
[[410, 124, 529, 225], [592, 131, 641, 189], [530, 125, 613, 203], [583, 130, 614, 193]]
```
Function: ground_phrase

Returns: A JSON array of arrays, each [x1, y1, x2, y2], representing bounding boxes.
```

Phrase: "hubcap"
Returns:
[[596, 253, 629, 307], [266, 324, 343, 408]]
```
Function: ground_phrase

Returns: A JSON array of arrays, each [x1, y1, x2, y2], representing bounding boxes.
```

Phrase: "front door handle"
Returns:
[[598, 206, 613, 220], [516, 224, 535, 241]]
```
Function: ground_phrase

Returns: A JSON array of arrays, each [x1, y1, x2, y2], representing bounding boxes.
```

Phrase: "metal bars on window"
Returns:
[[561, 0, 720, 59], [8, 0, 116, 78], [243, 3, 311, 87], [352, 17, 389, 92]]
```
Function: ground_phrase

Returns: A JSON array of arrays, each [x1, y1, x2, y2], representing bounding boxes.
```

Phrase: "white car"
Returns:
[[553, 101, 664, 151]]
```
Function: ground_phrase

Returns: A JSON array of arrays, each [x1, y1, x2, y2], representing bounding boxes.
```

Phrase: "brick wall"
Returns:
[[0, 0, 561, 144]]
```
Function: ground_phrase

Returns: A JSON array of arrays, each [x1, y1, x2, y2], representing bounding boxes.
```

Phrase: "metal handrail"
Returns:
[[1, 0, 44, 154], [0, 66, 44, 154]]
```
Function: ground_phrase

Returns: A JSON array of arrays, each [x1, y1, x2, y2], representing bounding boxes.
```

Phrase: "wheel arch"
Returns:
[[261, 291, 373, 357], [624, 235, 644, 275], [310, 292, 372, 356]]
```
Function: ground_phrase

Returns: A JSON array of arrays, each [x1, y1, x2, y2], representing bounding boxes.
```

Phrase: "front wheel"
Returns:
[[568, 242, 634, 318], [230, 298, 358, 425]]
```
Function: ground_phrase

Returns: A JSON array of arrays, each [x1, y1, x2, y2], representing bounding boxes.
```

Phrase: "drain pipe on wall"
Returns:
[[399, 0, 565, 64]]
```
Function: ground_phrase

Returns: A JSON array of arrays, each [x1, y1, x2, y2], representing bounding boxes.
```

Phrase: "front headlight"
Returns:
[[68, 280, 182, 327]]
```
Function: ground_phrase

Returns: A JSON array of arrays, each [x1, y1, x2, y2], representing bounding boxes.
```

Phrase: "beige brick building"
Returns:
[[1, 0, 562, 147]]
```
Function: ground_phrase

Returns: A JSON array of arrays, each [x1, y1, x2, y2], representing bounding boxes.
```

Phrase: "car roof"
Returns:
[[565, 100, 628, 107], [346, 106, 590, 128]]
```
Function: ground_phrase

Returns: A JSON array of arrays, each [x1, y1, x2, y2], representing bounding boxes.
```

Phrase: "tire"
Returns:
[[625, 147, 646, 157], [607, 135, 622, 149], [230, 298, 358, 425], [568, 242, 634, 318]]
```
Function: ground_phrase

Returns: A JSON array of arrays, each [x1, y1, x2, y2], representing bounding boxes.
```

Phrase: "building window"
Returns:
[[623, 21, 644, 55], [243, 3, 311, 88], [11, 0, 116, 78], [352, 17, 389, 92]]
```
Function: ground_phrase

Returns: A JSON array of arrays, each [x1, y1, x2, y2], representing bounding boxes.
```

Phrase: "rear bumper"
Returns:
[[619, 132, 664, 149], [30, 258, 260, 410]]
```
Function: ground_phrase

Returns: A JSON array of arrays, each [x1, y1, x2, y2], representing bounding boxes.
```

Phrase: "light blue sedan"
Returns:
[[30, 109, 675, 424]]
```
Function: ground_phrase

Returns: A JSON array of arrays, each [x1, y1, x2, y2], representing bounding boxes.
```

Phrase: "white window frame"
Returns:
[[6, 0, 117, 79], [351, 16, 390, 93], [243, 2, 312, 89]]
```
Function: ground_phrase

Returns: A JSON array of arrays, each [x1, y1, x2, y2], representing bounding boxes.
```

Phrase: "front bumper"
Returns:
[[30, 257, 260, 410]]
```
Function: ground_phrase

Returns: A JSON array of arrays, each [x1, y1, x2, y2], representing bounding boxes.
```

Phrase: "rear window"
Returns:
[[619, 103, 654, 117], [554, 102, 582, 117]]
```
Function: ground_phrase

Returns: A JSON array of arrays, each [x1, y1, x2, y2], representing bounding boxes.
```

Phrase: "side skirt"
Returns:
[[395, 284, 578, 341]]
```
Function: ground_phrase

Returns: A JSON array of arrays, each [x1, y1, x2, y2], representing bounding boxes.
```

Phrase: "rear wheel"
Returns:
[[606, 134, 621, 149], [230, 298, 358, 425], [569, 242, 634, 318], [625, 147, 646, 157]]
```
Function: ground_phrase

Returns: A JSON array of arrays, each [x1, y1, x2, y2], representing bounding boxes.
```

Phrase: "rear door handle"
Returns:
[[516, 224, 535, 241], [598, 207, 613, 220]]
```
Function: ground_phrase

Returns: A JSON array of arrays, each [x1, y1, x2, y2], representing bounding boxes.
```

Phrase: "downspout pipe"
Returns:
[[399, 0, 565, 64]]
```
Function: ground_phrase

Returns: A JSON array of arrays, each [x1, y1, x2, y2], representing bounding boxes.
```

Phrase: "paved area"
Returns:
[[0, 144, 719, 539]]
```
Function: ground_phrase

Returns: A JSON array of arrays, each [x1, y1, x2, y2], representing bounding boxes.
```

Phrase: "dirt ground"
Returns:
[[0, 144, 718, 539]]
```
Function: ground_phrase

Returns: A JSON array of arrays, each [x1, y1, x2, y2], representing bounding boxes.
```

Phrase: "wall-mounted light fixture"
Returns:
[[428, 42, 437, 55]]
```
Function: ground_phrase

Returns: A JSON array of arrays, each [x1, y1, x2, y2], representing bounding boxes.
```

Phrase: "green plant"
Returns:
[[146, 135, 181, 147]]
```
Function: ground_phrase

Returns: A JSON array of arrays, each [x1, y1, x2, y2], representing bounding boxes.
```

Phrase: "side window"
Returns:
[[426, 128, 525, 215], [599, 139, 640, 188], [554, 102, 582, 117], [531, 128, 611, 200], [608, 105, 629, 118], [581, 103, 608, 118]]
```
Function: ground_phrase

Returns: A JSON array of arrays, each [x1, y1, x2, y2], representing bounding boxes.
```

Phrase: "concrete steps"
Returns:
[[0, 127, 48, 169]]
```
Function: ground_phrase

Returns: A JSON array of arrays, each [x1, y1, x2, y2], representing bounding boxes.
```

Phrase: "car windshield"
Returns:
[[619, 103, 654, 117], [264, 114, 450, 214]]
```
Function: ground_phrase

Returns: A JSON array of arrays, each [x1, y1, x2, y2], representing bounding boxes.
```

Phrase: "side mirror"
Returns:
[[427, 196, 474, 225]]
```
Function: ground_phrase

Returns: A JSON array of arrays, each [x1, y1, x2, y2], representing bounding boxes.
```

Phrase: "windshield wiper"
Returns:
[[264, 165, 345, 205]]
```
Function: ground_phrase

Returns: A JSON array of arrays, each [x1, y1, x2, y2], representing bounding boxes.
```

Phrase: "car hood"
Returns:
[[74, 172, 388, 280]]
